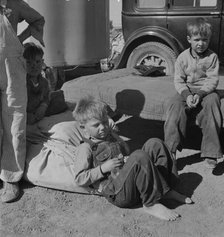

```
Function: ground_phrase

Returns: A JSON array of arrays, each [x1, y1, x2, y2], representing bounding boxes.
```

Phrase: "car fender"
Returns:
[[116, 26, 185, 68]]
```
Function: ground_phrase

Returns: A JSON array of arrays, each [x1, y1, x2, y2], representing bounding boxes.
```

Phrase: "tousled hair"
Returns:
[[187, 18, 212, 38], [73, 96, 108, 124], [23, 42, 44, 60]]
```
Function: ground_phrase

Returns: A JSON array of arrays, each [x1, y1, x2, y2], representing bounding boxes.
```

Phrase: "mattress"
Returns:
[[62, 68, 224, 123]]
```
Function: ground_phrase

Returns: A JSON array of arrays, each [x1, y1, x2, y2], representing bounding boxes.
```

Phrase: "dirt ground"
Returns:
[[1, 70, 224, 237]]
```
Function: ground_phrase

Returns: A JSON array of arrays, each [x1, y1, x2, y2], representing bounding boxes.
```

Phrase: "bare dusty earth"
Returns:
[[1, 71, 224, 237]]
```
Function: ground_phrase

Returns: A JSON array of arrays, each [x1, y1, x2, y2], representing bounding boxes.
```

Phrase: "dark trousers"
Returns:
[[164, 92, 222, 159], [102, 138, 178, 208]]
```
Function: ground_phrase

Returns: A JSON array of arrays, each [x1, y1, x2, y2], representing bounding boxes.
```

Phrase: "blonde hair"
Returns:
[[187, 18, 212, 38], [73, 96, 108, 124]]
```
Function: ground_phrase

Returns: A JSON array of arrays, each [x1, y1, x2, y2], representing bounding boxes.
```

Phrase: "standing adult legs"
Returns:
[[0, 56, 27, 202]]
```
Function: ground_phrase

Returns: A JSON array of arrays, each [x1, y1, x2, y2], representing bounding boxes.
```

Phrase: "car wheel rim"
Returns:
[[137, 54, 168, 73]]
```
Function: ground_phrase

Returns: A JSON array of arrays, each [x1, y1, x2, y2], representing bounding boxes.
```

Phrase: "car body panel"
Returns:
[[118, 0, 224, 68]]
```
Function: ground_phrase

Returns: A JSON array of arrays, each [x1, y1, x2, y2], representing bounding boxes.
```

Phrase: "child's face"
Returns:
[[187, 34, 210, 55], [26, 54, 43, 77], [82, 116, 110, 140]]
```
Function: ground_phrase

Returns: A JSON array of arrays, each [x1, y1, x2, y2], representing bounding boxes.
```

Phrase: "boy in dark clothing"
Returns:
[[73, 96, 193, 221], [23, 43, 50, 125], [164, 18, 222, 169]]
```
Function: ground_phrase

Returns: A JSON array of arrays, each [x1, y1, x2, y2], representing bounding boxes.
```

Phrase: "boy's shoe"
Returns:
[[1, 182, 20, 203], [204, 158, 217, 169]]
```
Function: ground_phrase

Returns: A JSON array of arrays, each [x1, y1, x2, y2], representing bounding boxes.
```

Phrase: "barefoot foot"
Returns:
[[163, 189, 193, 204], [143, 203, 180, 221]]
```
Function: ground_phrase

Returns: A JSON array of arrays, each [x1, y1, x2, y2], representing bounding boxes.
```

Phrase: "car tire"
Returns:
[[126, 42, 177, 75]]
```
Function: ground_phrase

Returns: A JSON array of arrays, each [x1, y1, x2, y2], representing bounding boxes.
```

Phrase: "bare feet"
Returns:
[[143, 203, 180, 221], [163, 189, 193, 204]]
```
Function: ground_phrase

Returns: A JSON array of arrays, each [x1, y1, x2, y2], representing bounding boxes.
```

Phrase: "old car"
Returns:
[[117, 0, 224, 75]]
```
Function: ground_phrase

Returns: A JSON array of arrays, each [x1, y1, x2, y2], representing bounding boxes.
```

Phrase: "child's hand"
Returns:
[[35, 104, 47, 121], [192, 94, 200, 107], [101, 157, 124, 174], [186, 95, 195, 108]]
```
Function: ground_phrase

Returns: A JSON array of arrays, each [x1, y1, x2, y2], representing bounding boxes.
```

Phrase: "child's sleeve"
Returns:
[[35, 78, 50, 118], [74, 143, 105, 187], [174, 55, 192, 100], [41, 78, 50, 107], [197, 53, 219, 98], [17, 1, 45, 46]]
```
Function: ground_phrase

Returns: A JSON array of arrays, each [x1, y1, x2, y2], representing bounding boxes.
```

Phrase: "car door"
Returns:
[[167, 0, 222, 56], [122, 0, 168, 41]]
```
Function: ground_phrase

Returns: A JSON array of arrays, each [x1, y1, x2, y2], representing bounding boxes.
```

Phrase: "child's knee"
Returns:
[[143, 138, 169, 158], [167, 97, 184, 110], [144, 138, 163, 146], [130, 150, 149, 164], [203, 93, 220, 107], [166, 101, 185, 120], [143, 138, 163, 151]]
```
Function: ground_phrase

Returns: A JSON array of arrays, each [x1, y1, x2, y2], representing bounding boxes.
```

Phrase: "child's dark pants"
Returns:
[[102, 138, 178, 208], [164, 92, 222, 159]]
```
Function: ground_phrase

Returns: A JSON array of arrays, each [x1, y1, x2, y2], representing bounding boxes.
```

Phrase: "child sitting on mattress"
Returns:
[[23, 42, 50, 125], [164, 18, 222, 169]]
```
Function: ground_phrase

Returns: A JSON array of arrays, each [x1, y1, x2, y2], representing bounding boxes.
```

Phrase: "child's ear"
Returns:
[[187, 35, 191, 43]]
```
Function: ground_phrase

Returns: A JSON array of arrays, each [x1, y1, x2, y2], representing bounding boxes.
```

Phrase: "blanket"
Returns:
[[25, 113, 97, 194]]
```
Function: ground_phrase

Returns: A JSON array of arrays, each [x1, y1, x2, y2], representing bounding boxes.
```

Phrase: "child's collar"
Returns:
[[85, 132, 113, 144], [190, 47, 209, 59]]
